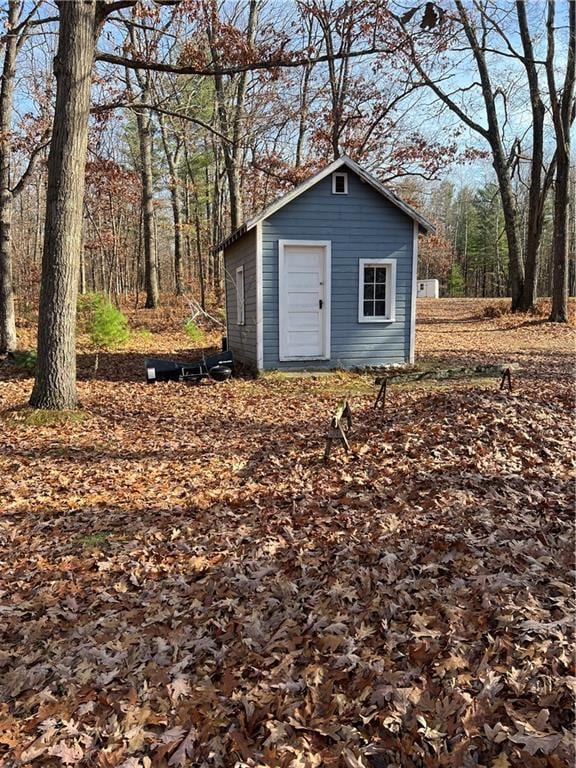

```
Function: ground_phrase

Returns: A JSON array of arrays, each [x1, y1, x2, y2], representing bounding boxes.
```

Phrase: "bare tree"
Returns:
[[125, 20, 161, 309], [204, 0, 259, 230], [0, 0, 50, 354], [394, 1, 564, 312], [30, 0, 134, 409], [158, 112, 184, 295], [547, 0, 575, 322]]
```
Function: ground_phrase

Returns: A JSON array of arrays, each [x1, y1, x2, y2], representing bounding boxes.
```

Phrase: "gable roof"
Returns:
[[213, 155, 435, 253]]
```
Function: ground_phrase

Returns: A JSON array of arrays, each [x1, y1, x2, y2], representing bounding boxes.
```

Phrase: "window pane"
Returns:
[[375, 300, 386, 316], [375, 267, 388, 283], [364, 284, 374, 300], [363, 301, 374, 316], [364, 266, 375, 283], [375, 283, 386, 300]]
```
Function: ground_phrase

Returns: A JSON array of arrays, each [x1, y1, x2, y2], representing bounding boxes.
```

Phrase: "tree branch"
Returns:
[[393, 18, 489, 140], [14, 1, 44, 34], [92, 100, 230, 143], [94, 43, 399, 78], [97, 0, 138, 17], [11, 136, 50, 197]]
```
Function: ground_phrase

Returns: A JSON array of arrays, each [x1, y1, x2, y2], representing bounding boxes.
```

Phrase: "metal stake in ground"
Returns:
[[374, 377, 387, 409], [499, 367, 513, 391], [324, 398, 353, 462]]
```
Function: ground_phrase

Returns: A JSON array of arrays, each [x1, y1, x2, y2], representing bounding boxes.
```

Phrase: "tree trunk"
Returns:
[[491, 154, 524, 309], [550, 158, 570, 321], [135, 105, 159, 308], [548, 0, 575, 322], [206, 1, 258, 231], [516, 1, 548, 312], [170, 176, 183, 295], [30, 1, 102, 409], [295, 18, 314, 167], [0, 1, 20, 354], [158, 116, 184, 295], [194, 200, 205, 310]]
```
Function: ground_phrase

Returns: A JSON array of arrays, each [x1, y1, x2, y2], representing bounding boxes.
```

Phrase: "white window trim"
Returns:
[[236, 265, 245, 325], [332, 172, 348, 194], [358, 258, 396, 323]]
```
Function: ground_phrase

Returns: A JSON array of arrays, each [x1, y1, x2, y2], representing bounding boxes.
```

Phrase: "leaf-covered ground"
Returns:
[[1, 299, 574, 768]]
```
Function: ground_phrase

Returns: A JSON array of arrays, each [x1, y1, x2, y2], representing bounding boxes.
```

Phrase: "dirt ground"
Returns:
[[417, 297, 574, 366], [0, 298, 574, 768]]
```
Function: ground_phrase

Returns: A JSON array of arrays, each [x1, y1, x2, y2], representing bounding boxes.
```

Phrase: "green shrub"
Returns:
[[79, 293, 129, 349], [184, 318, 204, 345], [78, 292, 106, 313], [135, 328, 153, 339], [77, 292, 106, 331], [448, 263, 465, 297], [89, 300, 130, 349]]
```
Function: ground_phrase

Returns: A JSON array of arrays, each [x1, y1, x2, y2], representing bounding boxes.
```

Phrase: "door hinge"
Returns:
[[319, 299, 323, 309]]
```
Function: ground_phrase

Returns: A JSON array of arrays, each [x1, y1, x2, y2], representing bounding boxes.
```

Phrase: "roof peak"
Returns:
[[213, 157, 434, 252]]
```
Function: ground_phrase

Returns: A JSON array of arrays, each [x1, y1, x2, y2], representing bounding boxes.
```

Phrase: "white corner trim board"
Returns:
[[255, 222, 264, 370], [410, 221, 418, 363]]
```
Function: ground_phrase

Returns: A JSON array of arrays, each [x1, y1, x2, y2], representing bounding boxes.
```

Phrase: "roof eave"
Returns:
[[211, 223, 248, 254]]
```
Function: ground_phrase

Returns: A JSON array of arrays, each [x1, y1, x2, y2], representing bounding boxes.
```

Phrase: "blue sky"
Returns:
[[6, 0, 574, 193]]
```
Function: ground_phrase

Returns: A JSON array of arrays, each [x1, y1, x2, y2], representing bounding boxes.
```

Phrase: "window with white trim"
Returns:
[[236, 265, 245, 325], [332, 172, 348, 194], [358, 259, 396, 322]]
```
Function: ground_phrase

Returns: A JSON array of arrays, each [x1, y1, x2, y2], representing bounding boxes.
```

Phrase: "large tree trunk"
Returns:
[[548, 0, 575, 323], [0, 1, 20, 354], [491, 156, 525, 310], [30, 1, 102, 409], [550, 157, 570, 321], [516, 1, 548, 312]]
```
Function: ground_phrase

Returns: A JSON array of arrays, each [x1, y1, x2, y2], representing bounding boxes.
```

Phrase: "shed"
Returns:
[[417, 279, 440, 298], [214, 156, 434, 371]]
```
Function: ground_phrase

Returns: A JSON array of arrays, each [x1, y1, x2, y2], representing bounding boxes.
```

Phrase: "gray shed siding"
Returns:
[[261, 170, 415, 369], [224, 229, 257, 366]]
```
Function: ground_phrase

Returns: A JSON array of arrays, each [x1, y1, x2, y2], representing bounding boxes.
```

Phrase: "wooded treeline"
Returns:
[[0, 0, 574, 409], [411, 174, 576, 299]]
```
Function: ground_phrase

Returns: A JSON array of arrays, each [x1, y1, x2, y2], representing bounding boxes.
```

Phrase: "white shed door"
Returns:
[[279, 243, 329, 360]]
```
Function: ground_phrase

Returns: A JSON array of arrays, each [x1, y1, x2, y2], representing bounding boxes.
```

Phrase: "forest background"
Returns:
[[0, 0, 574, 361]]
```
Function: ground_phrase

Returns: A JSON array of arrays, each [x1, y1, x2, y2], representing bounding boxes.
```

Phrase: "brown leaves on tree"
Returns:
[[0, 299, 574, 766], [399, 3, 446, 30]]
